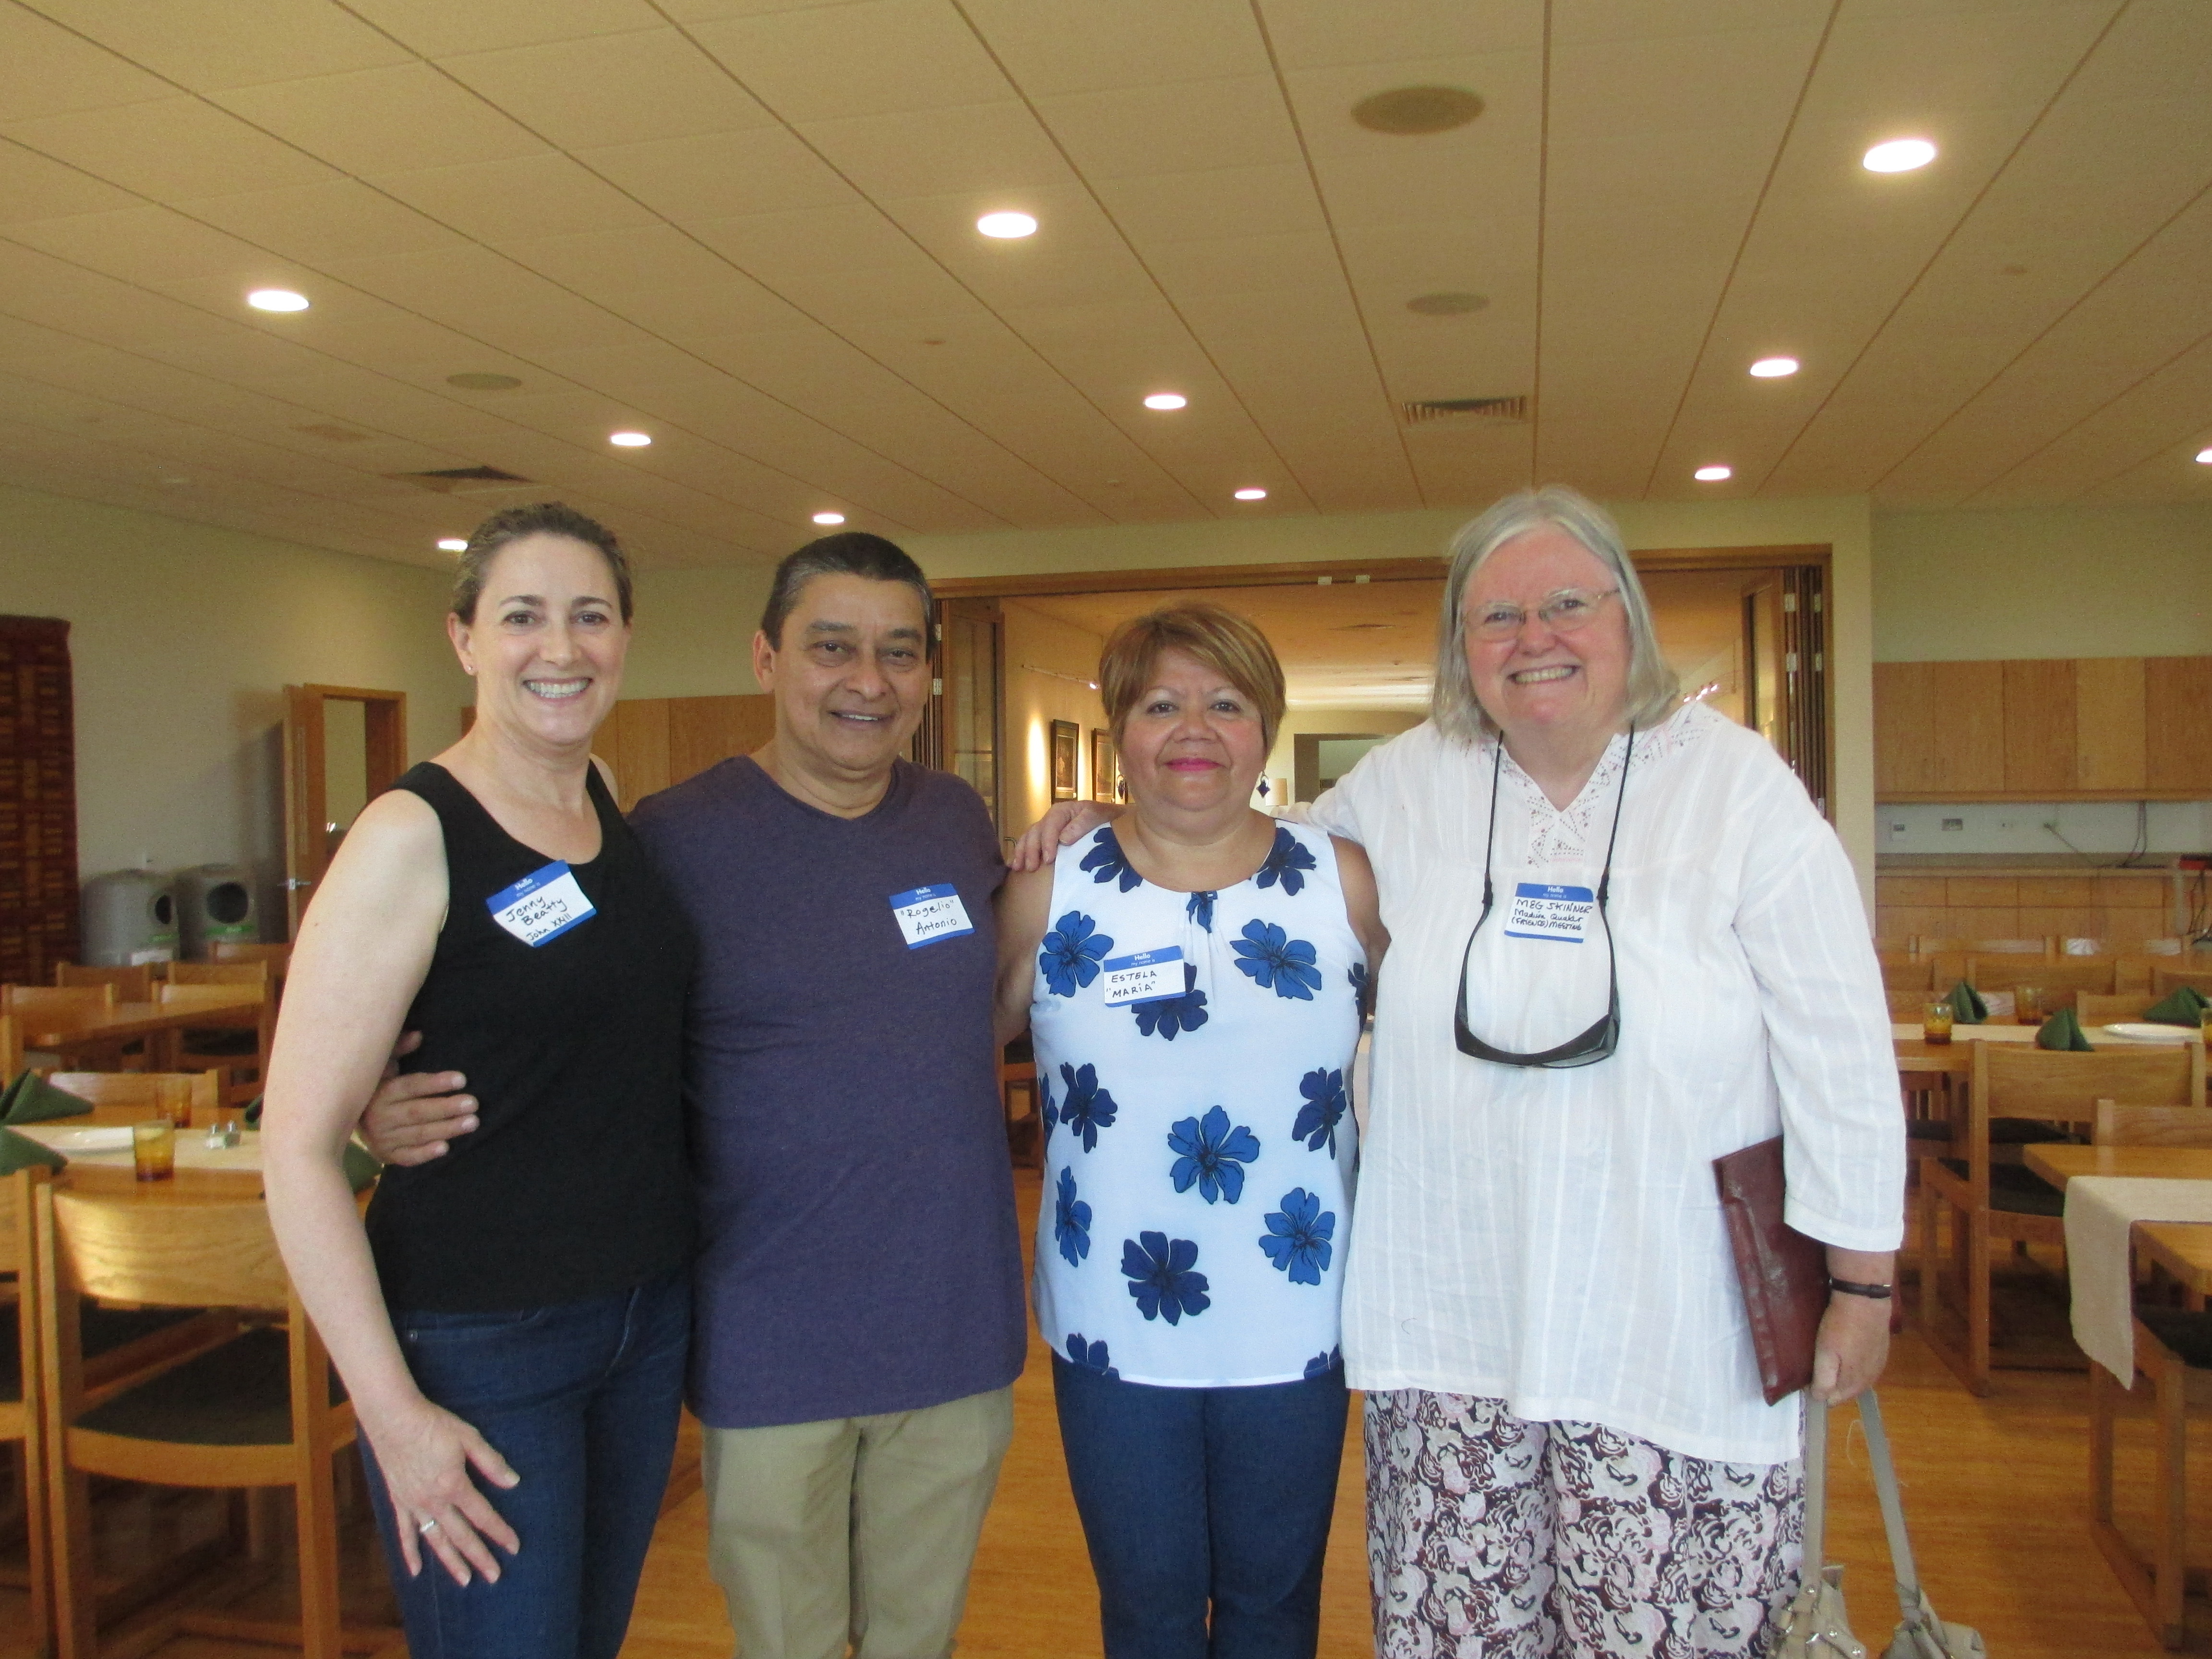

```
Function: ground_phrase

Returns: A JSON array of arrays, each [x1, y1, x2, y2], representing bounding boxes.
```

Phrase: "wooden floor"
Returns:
[[0, 1175, 2202, 1657]]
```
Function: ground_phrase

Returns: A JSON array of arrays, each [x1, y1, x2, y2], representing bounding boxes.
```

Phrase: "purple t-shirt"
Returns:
[[629, 756, 1025, 1429]]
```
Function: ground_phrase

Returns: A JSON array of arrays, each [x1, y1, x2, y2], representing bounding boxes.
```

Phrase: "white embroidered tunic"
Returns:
[[1029, 820, 1365, 1388], [1308, 702, 1902, 1465]]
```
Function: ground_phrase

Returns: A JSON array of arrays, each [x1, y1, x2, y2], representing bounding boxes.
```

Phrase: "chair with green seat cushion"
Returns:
[[1919, 1040, 2207, 1396], [2091, 1308, 2212, 1646], [36, 1185, 386, 1659]]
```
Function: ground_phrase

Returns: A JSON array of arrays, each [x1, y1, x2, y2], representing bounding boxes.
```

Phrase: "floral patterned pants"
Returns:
[[1364, 1391, 1803, 1659]]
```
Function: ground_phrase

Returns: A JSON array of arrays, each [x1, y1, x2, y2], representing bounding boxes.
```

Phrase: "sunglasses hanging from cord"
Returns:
[[1453, 728, 1633, 1069]]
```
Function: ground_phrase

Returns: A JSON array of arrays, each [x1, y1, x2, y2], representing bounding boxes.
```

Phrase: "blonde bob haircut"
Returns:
[[1099, 602, 1288, 755], [1430, 486, 1681, 745]]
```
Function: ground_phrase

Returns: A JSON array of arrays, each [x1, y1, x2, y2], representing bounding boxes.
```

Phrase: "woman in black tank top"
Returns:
[[263, 505, 695, 1659]]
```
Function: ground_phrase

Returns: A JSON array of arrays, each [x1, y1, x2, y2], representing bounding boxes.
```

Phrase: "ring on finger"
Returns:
[[417, 1516, 439, 1536]]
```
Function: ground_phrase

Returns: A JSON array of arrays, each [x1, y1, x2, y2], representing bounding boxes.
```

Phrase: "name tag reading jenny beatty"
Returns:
[[486, 861, 597, 947], [889, 883, 975, 949]]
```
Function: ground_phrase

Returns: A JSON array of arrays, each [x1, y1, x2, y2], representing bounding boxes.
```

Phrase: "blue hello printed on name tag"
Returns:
[[486, 861, 597, 947]]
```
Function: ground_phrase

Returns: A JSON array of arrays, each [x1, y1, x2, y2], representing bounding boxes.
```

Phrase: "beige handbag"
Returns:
[[1778, 1394, 1987, 1659]]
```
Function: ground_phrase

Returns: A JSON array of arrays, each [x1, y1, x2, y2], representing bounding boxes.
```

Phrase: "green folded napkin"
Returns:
[[2036, 1008, 2094, 1051], [1946, 982, 1987, 1024], [242, 1094, 262, 1128], [2141, 985, 2210, 1027], [3, 1071, 90, 1125], [343, 1140, 381, 1194], [0, 1125, 65, 1175]]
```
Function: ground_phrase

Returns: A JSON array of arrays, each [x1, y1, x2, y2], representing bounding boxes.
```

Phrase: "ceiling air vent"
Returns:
[[1401, 396, 1527, 425], [385, 465, 533, 494]]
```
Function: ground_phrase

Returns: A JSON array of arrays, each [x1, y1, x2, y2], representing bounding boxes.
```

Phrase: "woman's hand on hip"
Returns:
[[1810, 1289, 1891, 1404], [366, 1395, 522, 1586]]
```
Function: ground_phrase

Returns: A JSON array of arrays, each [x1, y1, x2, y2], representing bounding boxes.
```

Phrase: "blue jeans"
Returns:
[[362, 1267, 691, 1659], [1052, 1356, 1349, 1659]]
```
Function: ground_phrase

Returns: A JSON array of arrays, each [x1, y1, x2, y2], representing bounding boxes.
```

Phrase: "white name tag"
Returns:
[[1100, 946, 1184, 1006], [486, 861, 597, 947], [889, 883, 974, 949], [1503, 881, 1594, 944]]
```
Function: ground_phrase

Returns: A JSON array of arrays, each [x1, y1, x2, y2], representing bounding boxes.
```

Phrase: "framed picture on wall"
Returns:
[[1050, 719, 1082, 801], [1090, 729, 1122, 803]]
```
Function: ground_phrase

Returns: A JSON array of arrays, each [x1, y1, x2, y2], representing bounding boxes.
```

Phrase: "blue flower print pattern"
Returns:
[[1039, 1071, 1056, 1150], [1065, 1334, 1119, 1378], [1039, 911, 1114, 997], [1054, 1166, 1092, 1267], [1122, 1231, 1211, 1324], [1303, 1346, 1342, 1379], [1058, 1062, 1119, 1152], [1167, 1105, 1261, 1205], [1260, 1188, 1336, 1286], [1291, 1068, 1347, 1156], [1133, 963, 1209, 1040], [1348, 959, 1372, 1017], [1186, 890, 1216, 932], [1231, 920, 1323, 1001], [1255, 826, 1317, 896], [1079, 826, 1142, 893]]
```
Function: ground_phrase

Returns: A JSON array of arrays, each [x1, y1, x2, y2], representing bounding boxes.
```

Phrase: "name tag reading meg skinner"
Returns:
[[1100, 946, 1184, 1007], [890, 884, 974, 950], [1503, 882, 1595, 944], [486, 861, 597, 947]]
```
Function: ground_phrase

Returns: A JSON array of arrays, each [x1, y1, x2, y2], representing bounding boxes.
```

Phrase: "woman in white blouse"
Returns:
[[1019, 489, 1903, 1659]]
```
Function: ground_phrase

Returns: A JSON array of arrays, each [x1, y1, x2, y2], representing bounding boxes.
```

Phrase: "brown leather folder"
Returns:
[[1713, 1135, 1827, 1405]]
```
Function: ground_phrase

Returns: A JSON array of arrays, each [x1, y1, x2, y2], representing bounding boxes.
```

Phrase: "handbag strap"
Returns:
[[1854, 1391, 1927, 1619], [1800, 1395, 1828, 1573]]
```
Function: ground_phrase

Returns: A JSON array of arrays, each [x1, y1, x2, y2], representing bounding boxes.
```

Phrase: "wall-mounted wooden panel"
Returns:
[[1926, 661, 2006, 794], [2001, 659, 2075, 793], [2074, 658, 2147, 792], [1873, 662, 1935, 796], [2146, 656, 2212, 793], [612, 699, 672, 813], [668, 696, 774, 787]]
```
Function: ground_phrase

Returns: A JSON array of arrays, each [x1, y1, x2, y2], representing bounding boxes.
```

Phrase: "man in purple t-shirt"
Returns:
[[363, 534, 1026, 1659]]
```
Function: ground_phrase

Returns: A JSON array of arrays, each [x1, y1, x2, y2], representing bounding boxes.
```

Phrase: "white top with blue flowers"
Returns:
[[1029, 819, 1365, 1389]]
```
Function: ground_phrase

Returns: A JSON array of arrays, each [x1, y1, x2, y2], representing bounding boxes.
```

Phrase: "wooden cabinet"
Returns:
[[1875, 655, 2211, 801], [591, 694, 774, 811]]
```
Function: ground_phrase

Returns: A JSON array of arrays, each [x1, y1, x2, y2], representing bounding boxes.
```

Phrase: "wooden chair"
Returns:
[[2152, 965, 2212, 999], [167, 962, 269, 990], [1881, 959, 1936, 994], [36, 1185, 380, 1659], [4, 985, 123, 1071], [209, 945, 290, 1000], [2094, 1102, 2212, 1149], [156, 984, 272, 1106], [2090, 1310, 2212, 1647], [42, 1072, 228, 1125], [1963, 956, 2118, 1010], [0, 1165, 55, 1657], [1959, 936, 2057, 959], [0, 1015, 19, 1084], [1919, 1042, 2207, 1395], [2079, 993, 2160, 1028], [54, 965, 154, 1002]]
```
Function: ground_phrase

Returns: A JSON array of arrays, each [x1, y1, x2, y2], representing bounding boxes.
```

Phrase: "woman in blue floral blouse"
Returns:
[[996, 604, 1386, 1659]]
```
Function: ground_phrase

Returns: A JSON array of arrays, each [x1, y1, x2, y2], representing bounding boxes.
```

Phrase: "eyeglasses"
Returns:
[[1466, 587, 1620, 642]]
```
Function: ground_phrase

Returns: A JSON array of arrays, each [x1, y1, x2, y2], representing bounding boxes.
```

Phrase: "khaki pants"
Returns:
[[703, 1386, 1015, 1659]]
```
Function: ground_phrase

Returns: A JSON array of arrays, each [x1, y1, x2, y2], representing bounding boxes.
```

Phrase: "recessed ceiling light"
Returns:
[[437, 538, 468, 552], [812, 511, 846, 526], [976, 211, 1037, 239], [2197, 447, 2212, 465], [1407, 291, 1488, 316], [1233, 488, 1267, 501], [1863, 138, 1936, 173], [1749, 357, 1799, 378], [246, 288, 309, 313], [1143, 393, 1187, 411], [1694, 465, 1733, 482], [447, 372, 521, 391], [1353, 85, 1484, 135], [609, 431, 651, 447]]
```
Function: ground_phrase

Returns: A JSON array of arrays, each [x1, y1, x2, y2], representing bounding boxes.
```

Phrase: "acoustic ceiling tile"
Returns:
[[591, 276, 816, 343], [960, 0, 1263, 96], [1255, 0, 1540, 70], [313, 245, 641, 355], [0, 140, 144, 225], [1141, 230, 1344, 300], [798, 102, 1075, 201], [990, 296, 1192, 358], [5, 202, 277, 286], [0, 7, 173, 122], [213, 63, 550, 175], [576, 127, 856, 223], [437, 28, 777, 151], [1033, 76, 1301, 180], [1093, 161, 1328, 245], [341, 0, 664, 58], [685, 201, 927, 278], [496, 222, 743, 297], [761, 260, 983, 328], [24, 0, 414, 93], [373, 153, 662, 244], [945, 238, 1165, 315], [684, 0, 1011, 123], [179, 178, 472, 263], [0, 98, 340, 203]]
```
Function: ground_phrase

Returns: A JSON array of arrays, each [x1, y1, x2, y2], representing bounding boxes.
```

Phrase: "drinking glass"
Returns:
[[154, 1075, 192, 1130], [2014, 986, 2043, 1027], [132, 1120, 176, 1182], [1923, 1004, 1953, 1045]]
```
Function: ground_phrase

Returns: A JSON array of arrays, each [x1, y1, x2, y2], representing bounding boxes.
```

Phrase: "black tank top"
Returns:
[[365, 761, 696, 1310]]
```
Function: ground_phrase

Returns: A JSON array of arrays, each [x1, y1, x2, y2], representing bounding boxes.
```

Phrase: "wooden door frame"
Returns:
[[282, 685, 407, 936]]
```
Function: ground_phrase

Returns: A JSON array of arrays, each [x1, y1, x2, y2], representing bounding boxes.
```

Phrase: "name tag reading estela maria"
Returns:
[[1100, 946, 1184, 1006]]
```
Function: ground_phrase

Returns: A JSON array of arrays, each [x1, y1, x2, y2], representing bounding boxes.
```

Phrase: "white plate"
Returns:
[[2102, 1023, 2199, 1044], [21, 1126, 133, 1151]]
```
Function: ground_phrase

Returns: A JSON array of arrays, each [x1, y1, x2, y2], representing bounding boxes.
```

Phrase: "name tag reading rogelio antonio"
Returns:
[[889, 883, 975, 950], [1503, 881, 1595, 945], [1100, 946, 1184, 1007], [486, 861, 598, 948]]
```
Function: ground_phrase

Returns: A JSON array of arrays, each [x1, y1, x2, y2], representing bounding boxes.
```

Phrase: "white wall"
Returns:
[[1263, 707, 1426, 805], [1001, 600, 1106, 835]]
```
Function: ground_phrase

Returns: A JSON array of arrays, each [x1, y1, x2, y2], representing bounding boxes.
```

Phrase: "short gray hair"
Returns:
[[1429, 486, 1680, 744]]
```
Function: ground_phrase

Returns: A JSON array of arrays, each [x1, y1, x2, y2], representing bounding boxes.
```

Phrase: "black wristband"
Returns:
[[1828, 1277, 1893, 1300]]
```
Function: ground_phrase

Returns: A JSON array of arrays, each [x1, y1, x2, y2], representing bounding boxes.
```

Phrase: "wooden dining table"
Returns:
[[2025, 1143, 2212, 1299], [1891, 1020, 2041, 1076], [13, 1120, 268, 1200], [19, 995, 262, 1052]]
